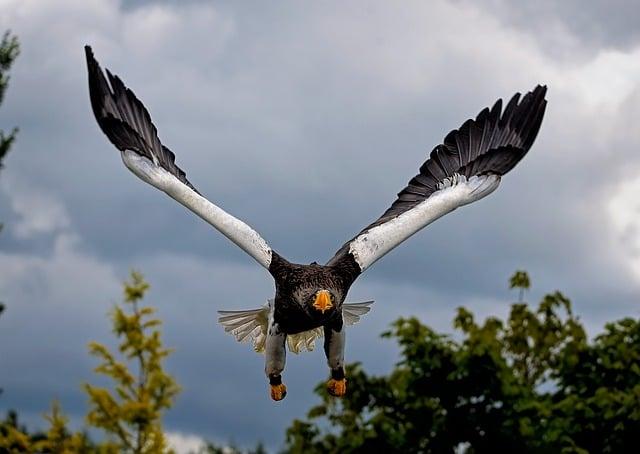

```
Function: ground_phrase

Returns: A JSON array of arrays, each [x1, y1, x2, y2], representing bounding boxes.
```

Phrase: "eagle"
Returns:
[[85, 46, 547, 401]]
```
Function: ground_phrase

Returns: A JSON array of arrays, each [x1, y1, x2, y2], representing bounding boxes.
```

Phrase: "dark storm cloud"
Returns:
[[126, 0, 640, 53], [2, 0, 640, 450], [458, 0, 640, 52]]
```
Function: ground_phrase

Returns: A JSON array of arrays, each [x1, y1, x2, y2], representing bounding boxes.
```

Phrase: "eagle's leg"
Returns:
[[324, 319, 347, 397], [265, 321, 287, 401]]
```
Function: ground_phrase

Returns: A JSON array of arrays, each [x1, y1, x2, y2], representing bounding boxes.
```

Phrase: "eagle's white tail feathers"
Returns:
[[218, 303, 270, 353], [217, 300, 374, 354], [287, 327, 324, 354]]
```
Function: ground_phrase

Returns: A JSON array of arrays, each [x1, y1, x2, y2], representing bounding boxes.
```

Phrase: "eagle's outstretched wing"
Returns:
[[85, 46, 273, 269], [327, 85, 547, 276]]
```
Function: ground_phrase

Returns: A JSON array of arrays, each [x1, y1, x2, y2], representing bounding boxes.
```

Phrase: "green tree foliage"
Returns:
[[0, 28, 19, 302], [284, 272, 640, 453], [199, 441, 268, 454], [0, 27, 18, 406], [84, 271, 181, 453], [509, 270, 530, 303], [0, 410, 36, 452], [0, 402, 96, 453], [0, 272, 180, 453], [0, 30, 19, 169]]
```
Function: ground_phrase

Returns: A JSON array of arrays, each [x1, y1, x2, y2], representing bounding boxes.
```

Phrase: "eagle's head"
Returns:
[[293, 286, 340, 315]]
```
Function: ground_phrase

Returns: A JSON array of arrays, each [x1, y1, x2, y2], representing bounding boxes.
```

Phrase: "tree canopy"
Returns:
[[284, 272, 640, 454], [84, 271, 181, 453], [1, 272, 180, 453], [0, 29, 19, 402], [0, 30, 19, 168]]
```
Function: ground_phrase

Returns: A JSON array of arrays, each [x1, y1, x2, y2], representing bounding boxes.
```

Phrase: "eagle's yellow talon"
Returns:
[[327, 378, 347, 397], [270, 383, 287, 401]]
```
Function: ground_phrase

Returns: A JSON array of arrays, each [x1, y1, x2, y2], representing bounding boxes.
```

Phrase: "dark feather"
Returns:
[[85, 46, 198, 193], [327, 85, 547, 268]]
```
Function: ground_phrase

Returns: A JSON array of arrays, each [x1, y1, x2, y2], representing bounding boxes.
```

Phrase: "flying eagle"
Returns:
[[85, 46, 547, 401]]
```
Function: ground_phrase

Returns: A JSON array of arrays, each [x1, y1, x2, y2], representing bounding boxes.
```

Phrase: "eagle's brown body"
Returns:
[[268, 252, 360, 334]]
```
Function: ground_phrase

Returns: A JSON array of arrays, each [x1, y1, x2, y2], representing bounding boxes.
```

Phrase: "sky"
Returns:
[[1, 0, 640, 451]]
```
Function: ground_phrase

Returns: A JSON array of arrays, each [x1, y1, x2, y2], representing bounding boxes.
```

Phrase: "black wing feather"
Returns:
[[85, 46, 198, 193], [327, 85, 547, 269]]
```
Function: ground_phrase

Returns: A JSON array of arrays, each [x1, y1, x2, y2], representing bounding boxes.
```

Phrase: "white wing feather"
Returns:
[[123, 151, 273, 269], [349, 174, 500, 271]]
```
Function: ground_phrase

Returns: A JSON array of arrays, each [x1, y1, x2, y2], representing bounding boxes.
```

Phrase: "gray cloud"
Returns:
[[458, 0, 640, 53], [1, 0, 640, 449]]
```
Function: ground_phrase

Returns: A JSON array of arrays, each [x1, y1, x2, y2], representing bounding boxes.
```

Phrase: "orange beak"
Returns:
[[313, 290, 333, 313]]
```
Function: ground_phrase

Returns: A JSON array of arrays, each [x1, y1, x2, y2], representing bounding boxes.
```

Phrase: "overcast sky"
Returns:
[[1, 0, 640, 451]]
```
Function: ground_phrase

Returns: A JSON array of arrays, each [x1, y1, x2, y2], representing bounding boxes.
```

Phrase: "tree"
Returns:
[[199, 441, 268, 454], [509, 270, 530, 303], [0, 28, 18, 403], [0, 272, 180, 453], [0, 28, 19, 307], [284, 271, 639, 453], [84, 271, 181, 453], [0, 402, 96, 453], [0, 28, 19, 334], [550, 317, 640, 451], [0, 30, 19, 170]]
